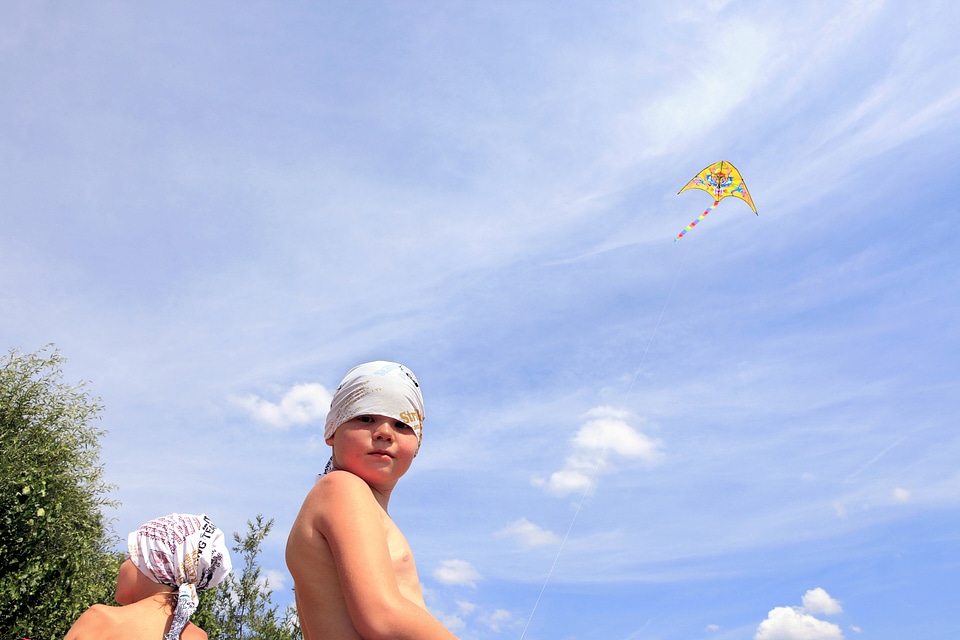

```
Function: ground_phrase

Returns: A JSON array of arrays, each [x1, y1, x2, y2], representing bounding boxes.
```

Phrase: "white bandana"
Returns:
[[127, 513, 232, 639], [322, 361, 424, 474]]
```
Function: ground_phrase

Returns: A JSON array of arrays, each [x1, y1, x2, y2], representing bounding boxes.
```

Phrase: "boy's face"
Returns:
[[326, 414, 420, 486]]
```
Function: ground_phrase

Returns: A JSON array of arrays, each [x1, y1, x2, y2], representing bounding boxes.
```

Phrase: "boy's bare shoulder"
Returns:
[[317, 468, 373, 493], [302, 471, 376, 515], [289, 470, 379, 555], [182, 622, 209, 640], [64, 604, 113, 638]]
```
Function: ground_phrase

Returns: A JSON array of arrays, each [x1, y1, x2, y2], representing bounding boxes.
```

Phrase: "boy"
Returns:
[[286, 361, 459, 640], [65, 512, 232, 640]]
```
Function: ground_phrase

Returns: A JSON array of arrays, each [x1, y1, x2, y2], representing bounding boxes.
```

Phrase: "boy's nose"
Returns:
[[374, 422, 394, 440]]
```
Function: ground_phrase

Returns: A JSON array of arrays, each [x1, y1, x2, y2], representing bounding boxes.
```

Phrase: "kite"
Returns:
[[674, 160, 756, 241]]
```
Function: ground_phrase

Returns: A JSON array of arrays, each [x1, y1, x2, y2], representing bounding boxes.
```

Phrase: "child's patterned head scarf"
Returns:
[[128, 513, 232, 639], [322, 361, 424, 474]]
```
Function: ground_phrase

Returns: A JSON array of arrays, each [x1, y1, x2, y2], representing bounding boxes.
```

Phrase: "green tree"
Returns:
[[0, 346, 120, 640], [194, 515, 301, 640]]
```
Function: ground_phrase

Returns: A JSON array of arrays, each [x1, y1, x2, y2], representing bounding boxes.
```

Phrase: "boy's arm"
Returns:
[[317, 472, 459, 640]]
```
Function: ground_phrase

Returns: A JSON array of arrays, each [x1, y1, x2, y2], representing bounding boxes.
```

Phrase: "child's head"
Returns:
[[322, 361, 424, 474], [126, 513, 232, 637]]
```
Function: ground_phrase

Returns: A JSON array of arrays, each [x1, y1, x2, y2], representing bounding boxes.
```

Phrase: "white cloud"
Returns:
[[432, 599, 516, 635], [480, 608, 516, 633], [533, 406, 663, 495], [833, 501, 847, 518], [494, 517, 561, 548], [706, 623, 720, 632], [437, 613, 465, 632], [456, 600, 477, 615], [756, 588, 844, 640], [892, 487, 911, 503], [233, 382, 332, 429], [534, 467, 594, 495], [433, 559, 481, 588], [755, 606, 843, 640], [802, 588, 843, 616], [262, 569, 287, 592]]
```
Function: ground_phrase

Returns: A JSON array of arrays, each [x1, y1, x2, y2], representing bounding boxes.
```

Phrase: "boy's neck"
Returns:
[[370, 482, 394, 511]]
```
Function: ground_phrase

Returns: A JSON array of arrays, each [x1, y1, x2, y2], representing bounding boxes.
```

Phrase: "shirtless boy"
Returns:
[[286, 361, 459, 640], [65, 512, 232, 640]]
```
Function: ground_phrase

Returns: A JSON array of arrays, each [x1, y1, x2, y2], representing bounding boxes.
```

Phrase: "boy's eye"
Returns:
[[357, 416, 375, 423], [394, 421, 412, 431]]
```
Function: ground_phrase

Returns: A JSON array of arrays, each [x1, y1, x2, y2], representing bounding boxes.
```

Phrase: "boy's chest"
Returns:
[[382, 516, 425, 604]]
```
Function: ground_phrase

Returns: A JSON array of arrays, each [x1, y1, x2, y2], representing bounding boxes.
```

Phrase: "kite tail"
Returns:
[[674, 200, 719, 241]]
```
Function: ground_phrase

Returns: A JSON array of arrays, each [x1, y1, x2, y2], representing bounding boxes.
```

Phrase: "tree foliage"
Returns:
[[193, 515, 302, 640], [0, 346, 120, 640]]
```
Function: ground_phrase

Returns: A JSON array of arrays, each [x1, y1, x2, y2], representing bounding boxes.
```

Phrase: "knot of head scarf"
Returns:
[[127, 513, 232, 640], [322, 361, 424, 475]]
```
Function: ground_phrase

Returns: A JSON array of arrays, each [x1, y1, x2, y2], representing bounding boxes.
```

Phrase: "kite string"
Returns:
[[620, 241, 691, 409], [518, 241, 691, 640]]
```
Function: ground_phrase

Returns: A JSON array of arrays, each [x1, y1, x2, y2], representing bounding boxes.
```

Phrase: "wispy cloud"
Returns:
[[637, 21, 773, 159]]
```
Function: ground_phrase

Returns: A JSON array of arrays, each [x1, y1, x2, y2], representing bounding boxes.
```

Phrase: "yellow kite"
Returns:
[[675, 161, 756, 241]]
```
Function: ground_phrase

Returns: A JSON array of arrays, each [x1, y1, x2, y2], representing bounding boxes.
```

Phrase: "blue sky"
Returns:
[[2, 1, 959, 639]]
